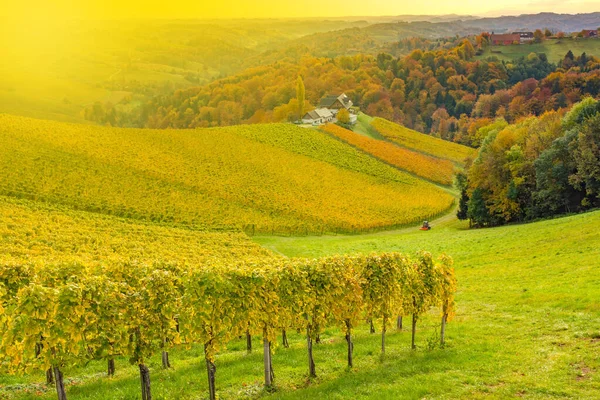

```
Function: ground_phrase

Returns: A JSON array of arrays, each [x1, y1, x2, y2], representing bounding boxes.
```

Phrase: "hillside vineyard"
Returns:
[[0, 196, 275, 264], [321, 123, 456, 185], [0, 115, 454, 234], [371, 118, 477, 164]]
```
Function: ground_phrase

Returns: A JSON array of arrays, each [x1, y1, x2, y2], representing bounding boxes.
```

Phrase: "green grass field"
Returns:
[[2, 208, 598, 399], [255, 212, 600, 397], [477, 37, 600, 63], [353, 113, 384, 139]]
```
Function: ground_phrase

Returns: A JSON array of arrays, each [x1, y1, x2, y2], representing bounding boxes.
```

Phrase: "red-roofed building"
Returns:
[[490, 34, 521, 45]]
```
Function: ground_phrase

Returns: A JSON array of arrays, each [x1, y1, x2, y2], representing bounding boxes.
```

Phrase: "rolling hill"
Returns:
[[464, 12, 600, 34], [0, 18, 370, 123], [0, 115, 456, 234]]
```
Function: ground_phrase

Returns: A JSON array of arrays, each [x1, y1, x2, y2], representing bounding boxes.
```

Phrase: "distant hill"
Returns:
[[3, 13, 600, 124], [459, 12, 600, 33], [310, 14, 477, 23], [377, 14, 478, 23]]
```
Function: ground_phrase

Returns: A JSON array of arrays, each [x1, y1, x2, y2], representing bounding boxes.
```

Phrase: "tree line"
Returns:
[[457, 97, 600, 227], [0, 252, 456, 400]]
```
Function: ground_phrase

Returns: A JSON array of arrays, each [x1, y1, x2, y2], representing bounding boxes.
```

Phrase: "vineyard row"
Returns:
[[0, 252, 456, 400]]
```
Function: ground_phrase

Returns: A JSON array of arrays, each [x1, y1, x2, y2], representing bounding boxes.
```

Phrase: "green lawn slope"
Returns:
[[477, 37, 600, 63]]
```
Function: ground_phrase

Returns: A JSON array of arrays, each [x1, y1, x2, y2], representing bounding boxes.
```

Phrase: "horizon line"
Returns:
[[2, 11, 600, 22]]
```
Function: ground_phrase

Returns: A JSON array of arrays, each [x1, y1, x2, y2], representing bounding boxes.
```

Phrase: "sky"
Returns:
[[3, 0, 600, 20]]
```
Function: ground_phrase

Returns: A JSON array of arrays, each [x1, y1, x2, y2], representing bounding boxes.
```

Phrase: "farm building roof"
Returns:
[[490, 33, 521, 43], [319, 94, 352, 108], [303, 108, 333, 120]]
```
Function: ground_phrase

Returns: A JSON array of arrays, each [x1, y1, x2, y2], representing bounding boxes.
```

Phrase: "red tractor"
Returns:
[[420, 221, 431, 231]]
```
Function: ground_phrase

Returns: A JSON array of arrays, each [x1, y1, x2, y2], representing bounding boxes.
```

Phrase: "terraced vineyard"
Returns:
[[371, 118, 477, 165], [320, 124, 455, 185], [0, 115, 454, 234]]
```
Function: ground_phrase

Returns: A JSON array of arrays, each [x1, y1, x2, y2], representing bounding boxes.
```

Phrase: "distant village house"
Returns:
[[490, 33, 521, 45], [302, 93, 357, 125], [513, 31, 534, 43], [582, 30, 598, 38]]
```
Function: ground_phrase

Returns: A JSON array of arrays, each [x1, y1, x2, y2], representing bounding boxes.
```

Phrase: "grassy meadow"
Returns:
[[352, 113, 383, 140], [478, 37, 600, 63]]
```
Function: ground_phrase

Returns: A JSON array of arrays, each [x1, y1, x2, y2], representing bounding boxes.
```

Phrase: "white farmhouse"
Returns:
[[301, 108, 334, 125], [301, 93, 357, 126]]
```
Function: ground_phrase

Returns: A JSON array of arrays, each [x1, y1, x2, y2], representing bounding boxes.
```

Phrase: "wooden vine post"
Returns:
[[246, 329, 252, 354], [204, 338, 217, 400], [263, 328, 273, 386]]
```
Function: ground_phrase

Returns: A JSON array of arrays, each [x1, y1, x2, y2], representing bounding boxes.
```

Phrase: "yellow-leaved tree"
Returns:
[[337, 108, 351, 124], [296, 76, 305, 120]]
